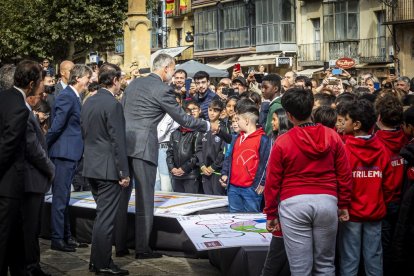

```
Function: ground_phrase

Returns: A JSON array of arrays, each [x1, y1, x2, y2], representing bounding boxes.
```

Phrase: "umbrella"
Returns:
[[176, 60, 229, 78]]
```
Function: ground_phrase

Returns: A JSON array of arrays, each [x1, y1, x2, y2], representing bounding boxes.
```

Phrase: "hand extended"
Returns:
[[338, 209, 349, 222], [119, 176, 130, 188], [266, 218, 281, 232], [219, 175, 228, 188], [255, 185, 264, 195]]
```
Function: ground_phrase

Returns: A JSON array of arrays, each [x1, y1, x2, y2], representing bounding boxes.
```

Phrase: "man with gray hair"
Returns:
[[121, 53, 215, 259], [46, 64, 92, 252], [0, 64, 16, 91], [396, 76, 413, 94]]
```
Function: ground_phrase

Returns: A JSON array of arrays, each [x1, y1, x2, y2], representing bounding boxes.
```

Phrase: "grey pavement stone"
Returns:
[[39, 239, 220, 276]]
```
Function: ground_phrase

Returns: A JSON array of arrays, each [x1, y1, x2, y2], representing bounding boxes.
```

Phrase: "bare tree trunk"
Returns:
[[67, 40, 75, 60]]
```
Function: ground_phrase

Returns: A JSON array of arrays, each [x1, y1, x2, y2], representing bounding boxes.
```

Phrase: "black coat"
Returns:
[[195, 130, 226, 172], [24, 111, 55, 193], [166, 128, 199, 180], [81, 89, 129, 181], [0, 88, 29, 198]]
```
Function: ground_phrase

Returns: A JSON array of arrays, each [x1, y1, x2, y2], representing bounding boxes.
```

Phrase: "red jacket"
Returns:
[[264, 124, 352, 220], [230, 128, 264, 187], [345, 135, 394, 222], [376, 129, 408, 203]]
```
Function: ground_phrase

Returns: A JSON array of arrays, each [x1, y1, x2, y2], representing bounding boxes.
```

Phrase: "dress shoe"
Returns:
[[66, 237, 88, 248], [89, 263, 97, 273], [95, 263, 129, 275], [115, 249, 130, 257], [51, 240, 76, 252], [26, 265, 51, 276], [135, 252, 163, 259]]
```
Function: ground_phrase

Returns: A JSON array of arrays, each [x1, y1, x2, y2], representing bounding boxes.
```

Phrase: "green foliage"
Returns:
[[0, 0, 128, 62]]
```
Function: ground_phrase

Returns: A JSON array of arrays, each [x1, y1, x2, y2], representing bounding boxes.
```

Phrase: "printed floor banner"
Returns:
[[177, 213, 272, 250], [44, 191, 228, 218]]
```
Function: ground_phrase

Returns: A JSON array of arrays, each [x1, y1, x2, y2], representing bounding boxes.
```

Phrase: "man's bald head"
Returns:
[[59, 60, 74, 84]]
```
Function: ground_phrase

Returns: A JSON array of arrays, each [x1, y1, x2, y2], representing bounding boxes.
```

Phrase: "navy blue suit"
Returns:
[[46, 85, 83, 243]]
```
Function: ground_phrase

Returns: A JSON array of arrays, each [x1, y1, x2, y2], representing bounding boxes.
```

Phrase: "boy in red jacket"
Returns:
[[375, 94, 407, 275], [264, 88, 352, 276], [220, 99, 271, 212], [338, 99, 394, 276]]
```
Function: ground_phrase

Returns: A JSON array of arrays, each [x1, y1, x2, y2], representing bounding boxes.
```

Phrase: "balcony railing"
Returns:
[[359, 37, 393, 63], [298, 37, 393, 65], [384, 0, 414, 24]]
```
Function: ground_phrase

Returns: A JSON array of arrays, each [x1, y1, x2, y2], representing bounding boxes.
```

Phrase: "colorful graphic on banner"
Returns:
[[177, 213, 272, 250], [180, 0, 188, 11], [165, 0, 175, 15], [44, 191, 228, 218]]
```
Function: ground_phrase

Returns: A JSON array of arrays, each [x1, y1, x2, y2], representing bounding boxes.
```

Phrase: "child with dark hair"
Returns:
[[374, 94, 407, 274], [393, 106, 414, 274], [335, 92, 356, 107], [264, 87, 352, 275], [312, 106, 337, 129], [220, 99, 271, 211], [196, 99, 227, 195], [338, 99, 393, 276], [313, 93, 336, 109], [33, 100, 51, 135], [166, 100, 201, 193], [270, 108, 293, 141]]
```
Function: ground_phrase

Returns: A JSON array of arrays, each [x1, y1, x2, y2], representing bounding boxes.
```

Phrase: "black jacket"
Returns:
[[195, 129, 226, 172], [0, 88, 29, 198], [166, 128, 199, 179], [24, 111, 55, 193], [81, 89, 129, 181]]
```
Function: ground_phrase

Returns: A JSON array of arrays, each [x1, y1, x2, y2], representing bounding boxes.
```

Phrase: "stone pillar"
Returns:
[[123, 0, 152, 72]]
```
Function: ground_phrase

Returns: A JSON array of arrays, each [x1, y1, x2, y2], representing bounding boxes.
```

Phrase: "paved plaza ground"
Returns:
[[39, 239, 220, 276]]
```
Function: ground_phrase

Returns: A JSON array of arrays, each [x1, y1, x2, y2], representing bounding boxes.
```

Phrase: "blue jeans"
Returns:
[[227, 184, 262, 213], [155, 147, 172, 192], [339, 221, 383, 276]]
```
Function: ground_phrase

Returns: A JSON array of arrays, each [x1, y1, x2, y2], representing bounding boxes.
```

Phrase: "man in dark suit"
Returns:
[[81, 63, 130, 275], [54, 60, 74, 97], [122, 53, 214, 259], [46, 64, 92, 252], [23, 80, 55, 276], [0, 60, 42, 275]]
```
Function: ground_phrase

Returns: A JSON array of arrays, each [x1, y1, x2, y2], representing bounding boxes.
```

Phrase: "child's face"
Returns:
[[272, 113, 279, 132], [236, 113, 248, 132], [336, 115, 345, 134], [186, 103, 201, 118], [231, 115, 240, 133], [342, 114, 355, 135], [208, 107, 221, 122], [226, 99, 237, 118]]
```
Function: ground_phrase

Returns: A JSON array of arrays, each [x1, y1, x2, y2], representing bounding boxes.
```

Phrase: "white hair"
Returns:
[[152, 54, 175, 71]]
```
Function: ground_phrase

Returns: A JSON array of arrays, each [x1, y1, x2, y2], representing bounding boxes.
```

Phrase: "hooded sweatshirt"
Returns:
[[345, 135, 394, 222], [230, 128, 266, 187], [264, 124, 352, 220], [376, 129, 408, 203]]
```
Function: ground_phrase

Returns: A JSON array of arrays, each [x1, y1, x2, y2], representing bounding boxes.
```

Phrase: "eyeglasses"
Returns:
[[43, 61, 49, 64]]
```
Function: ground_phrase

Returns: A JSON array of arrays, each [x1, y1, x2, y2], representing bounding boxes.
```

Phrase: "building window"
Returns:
[[411, 38, 414, 59], [312, 18, 321, 60], [255, 0, 295, 45], [219, 3, 250, 49], [194, 8, 218, 51], [323, 0, 359, 41], [176, 28, 182, 47]]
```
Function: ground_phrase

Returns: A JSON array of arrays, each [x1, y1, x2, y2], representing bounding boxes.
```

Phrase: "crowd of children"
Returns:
[[163, 68, 414, 275]]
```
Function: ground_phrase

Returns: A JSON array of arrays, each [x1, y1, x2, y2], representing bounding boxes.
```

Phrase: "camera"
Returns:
[[222, 88, 235, 96], [328, 77, 339, 85]]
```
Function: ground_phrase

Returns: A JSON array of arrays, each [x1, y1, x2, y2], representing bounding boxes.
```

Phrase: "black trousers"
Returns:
[[261, 236, 290, 276], [22, 192, 44, 267], [130, 158, 157, 253], [172, 178, 199, 194], [202, 174, 226, 195], [114, 179, 133, 254], [0, 196, 25, 276], [89, 178, 121, 269]]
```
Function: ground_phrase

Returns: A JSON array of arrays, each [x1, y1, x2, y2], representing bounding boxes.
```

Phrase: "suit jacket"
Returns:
[[81, 89, 129, 181], [0, 88, 29, 198], [24, 111, 55, 193], [54, 81, 65, 97], [46, 85, 83, 161], [121, 73, 208, 165]]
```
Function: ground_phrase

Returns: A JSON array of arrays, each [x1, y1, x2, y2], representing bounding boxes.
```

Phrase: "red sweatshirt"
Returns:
[[230, 128, 264, 187], [376, 129, 408, 203], [344, 135, 394, 222], [264, 124, 352, 220]]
